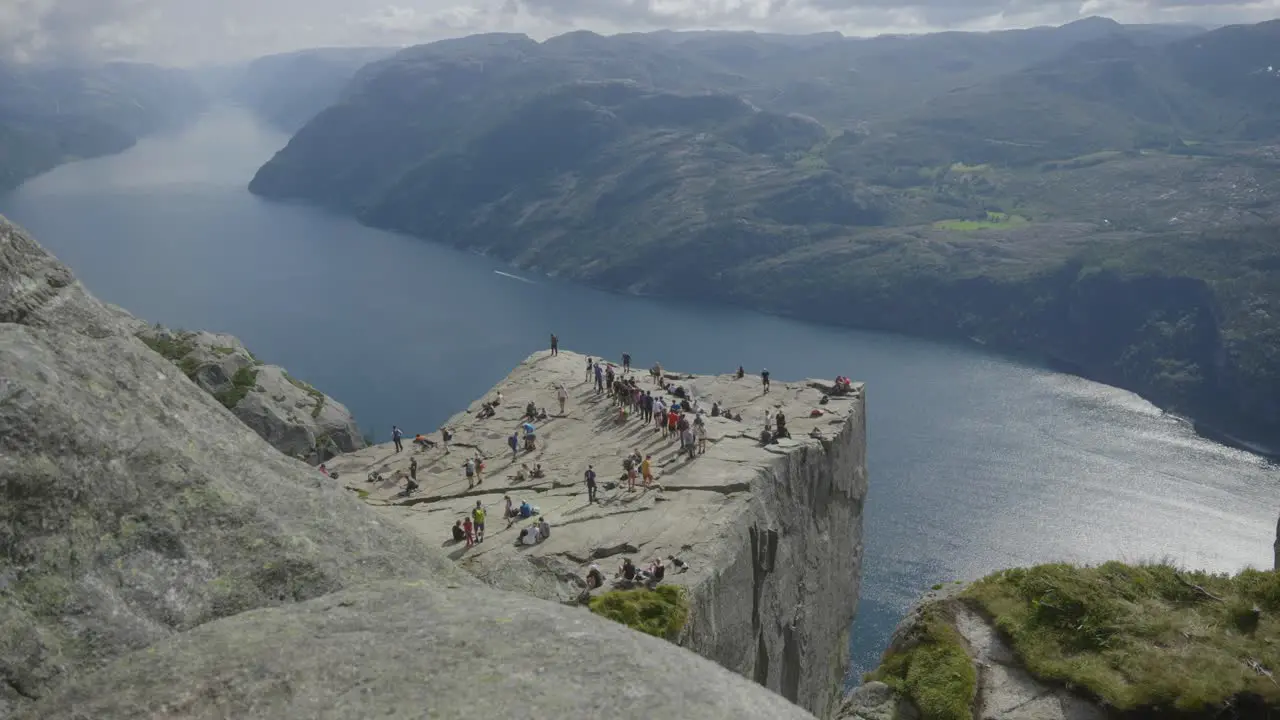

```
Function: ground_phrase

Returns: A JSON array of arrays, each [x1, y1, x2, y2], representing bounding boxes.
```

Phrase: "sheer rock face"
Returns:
[[21, 580, 821, 720], [328, 350, 868, 717], [135, 326, 366, 463], [0, 215, 456, 713]]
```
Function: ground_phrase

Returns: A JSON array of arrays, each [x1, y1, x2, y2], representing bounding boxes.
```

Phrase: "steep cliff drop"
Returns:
[[326, 351, 868, 717], [2, 215, 860, 720]]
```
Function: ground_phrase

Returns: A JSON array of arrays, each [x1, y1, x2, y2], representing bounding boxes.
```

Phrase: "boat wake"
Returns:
[[493, 270, 535, 284]]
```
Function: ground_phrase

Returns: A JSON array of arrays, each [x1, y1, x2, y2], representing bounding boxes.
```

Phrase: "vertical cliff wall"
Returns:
[[681, 392, 866, 717], [326, 351, 867, 717]]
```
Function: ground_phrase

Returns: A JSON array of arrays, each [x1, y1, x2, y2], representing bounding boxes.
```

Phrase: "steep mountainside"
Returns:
[[0, 62, 206, 191], [250, 20, 1280, 449]]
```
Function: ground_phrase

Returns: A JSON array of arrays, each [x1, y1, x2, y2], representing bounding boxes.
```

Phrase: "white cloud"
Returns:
[[2, 0, 1279, 65]]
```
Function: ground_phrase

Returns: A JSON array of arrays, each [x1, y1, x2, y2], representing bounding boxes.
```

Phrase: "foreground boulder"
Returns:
[[0, 216, 459, 713], [136, 326, 365, 463], [21, 580, 818, 720]]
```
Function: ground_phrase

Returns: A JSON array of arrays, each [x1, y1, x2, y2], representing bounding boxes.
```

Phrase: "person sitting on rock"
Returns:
[[618, 558, 637, 583], [646, 558, 666, 588], [531, 463, 545, 479], [477, 401, 496, 420], [524, 401, 538, 420], [736, 366, 745, 379], [452, 520, 466, 543], [536, 407, 549, 421], [537, 517, 550, 541], [493, 390, 503, 406], [516, 464, 530, 482], [519, 524, 541, 546], [519, 499, 533, 519], [585, 564, 605, 590], [775, 411, 789, 440], [710, 402, 721, 418]]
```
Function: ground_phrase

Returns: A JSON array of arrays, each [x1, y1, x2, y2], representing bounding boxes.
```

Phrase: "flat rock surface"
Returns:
[[328, 350, 860, 600], [22, 580, 819, 720]]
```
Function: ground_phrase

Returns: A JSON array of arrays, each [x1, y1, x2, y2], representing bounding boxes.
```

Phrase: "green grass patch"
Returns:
[[140, 332, 196, 363], [211, 345, 236, 356], [949, 162, 990, 173], [933, 211, 1029, 232], [964, 562, 1280, 712], [589, 585, 689, 640], [868, 603, 976, 720], [213, 366, 258, 409]]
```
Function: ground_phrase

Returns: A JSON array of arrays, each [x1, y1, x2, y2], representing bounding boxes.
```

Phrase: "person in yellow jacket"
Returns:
[[472, 500, 487, 543], [640, 454, 654, 487]]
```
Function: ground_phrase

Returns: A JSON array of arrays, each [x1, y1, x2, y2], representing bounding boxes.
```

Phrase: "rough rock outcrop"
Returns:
[[327, 350, 868, 717], [0, 216, 461, 713], [22, 580, 819, 720], [136, 326, 365, 462], [840, 586, 1104, 720]]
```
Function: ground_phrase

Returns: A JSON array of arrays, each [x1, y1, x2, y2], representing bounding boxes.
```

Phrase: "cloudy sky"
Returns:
[[3, 0, 1278, 65]]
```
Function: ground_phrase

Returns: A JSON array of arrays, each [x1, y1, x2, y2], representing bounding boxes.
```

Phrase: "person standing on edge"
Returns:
[[550, 333, 558, 356], [594, 362, 604, 393], [464, 457, 476, 489], [584, 465, 598, 503], [641, 454, 653, 487], [622, 352, 631, 373], [557, 383, 569, 415], [473, 501, 487, 543], [440, 426, 452, 453], [761, 368, 771, 393], [392, 425, 404, 452], [585, 357, 594, 382]]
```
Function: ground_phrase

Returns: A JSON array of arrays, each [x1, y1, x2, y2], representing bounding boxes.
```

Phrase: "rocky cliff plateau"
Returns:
[[326, 350, 868, 717], [1, 215, 867, 719]]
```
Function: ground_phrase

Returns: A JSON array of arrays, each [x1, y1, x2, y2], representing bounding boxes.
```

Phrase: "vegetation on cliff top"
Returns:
[[589, 585, 689, 640], [966, 562, 1280, 711], [875, 563, 1280, 719], [867, 604, 976, 720]]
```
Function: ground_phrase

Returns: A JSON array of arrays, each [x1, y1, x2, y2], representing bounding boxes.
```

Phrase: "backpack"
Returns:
[[622, 457, 633, 471]]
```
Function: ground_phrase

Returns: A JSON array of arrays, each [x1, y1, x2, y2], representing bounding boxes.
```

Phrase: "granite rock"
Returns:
[[21, 580, 820, 720], [0, 216, 458, 712], [328, 349, 868, 717], [135, 326, 366, 463]]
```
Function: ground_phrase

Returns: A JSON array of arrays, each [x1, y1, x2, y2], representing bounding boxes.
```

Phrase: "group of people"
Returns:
[[451, 500, 489, 547]]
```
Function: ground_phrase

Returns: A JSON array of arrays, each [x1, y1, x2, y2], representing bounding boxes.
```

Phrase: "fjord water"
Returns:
[[4, 106, 1276, 679]]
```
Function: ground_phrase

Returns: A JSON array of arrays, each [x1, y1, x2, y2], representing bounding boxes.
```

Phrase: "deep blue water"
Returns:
[[3, 106, 1276, 682]]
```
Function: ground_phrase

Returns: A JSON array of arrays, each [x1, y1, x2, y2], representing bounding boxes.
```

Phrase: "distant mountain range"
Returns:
[[245, 18, 1280, 449], [0, 62, 208, 192]]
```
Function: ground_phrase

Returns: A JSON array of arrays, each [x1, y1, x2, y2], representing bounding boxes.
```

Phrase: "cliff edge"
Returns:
[[326, 350, 868, 717], [844, 562, 1280, 720], [3, 217, 851, 719]]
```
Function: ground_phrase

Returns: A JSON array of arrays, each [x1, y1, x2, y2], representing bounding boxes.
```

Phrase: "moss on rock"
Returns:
[[964, 562, 1280, 713], [868, 604, 976, 720], [589, 585, 689, 640]]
